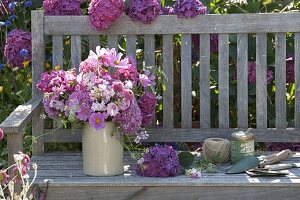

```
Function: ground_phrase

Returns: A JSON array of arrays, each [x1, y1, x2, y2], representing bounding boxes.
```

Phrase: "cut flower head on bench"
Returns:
[[37, 46, 161, 145]]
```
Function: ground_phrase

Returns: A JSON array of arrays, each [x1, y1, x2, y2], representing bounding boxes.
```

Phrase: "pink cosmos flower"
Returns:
[[89, 112, 106, 130], [102, 48, 123, 67], [107, 102, 119, 116], [0, 128, 3, 141], [139, 70, 156, 88]]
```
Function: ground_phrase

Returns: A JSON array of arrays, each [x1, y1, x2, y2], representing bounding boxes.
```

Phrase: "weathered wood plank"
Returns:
[[295, 33, 300, 128], [107, 35, 118, 50], [275, 33, 287, 129], [237, 33, 248, 128], [37, 186, 300, 200], [71, 36, 81, 72], [200, 34, 211, 128], [256, 33, 268, 129], [32, 107, 45, 155], [88, 35, 99, 51], [181, 34, 192, 128], [0, 97, 42, 133], [52, 35, 63, 68], [126, 35, 136, 58], [44, 128, 300, 143], [163, 35, 174, 128], [218, 34, 229, 128], [44, 13, 300, 35], [144, 34, 156, 128], [7, 132, 23, 166], [32, 11, 45, 97]]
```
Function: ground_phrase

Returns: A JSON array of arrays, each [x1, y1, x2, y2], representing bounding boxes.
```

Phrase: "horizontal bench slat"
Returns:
[[44, 128, 300, 143], [43, 12, 300, 35]]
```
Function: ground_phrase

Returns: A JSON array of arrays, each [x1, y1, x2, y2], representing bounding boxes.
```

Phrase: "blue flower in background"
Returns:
[[8, 2, 17, 10], [24, 1, 32, 7], [19, 49, 29, 57], [4, 21, 11, 27], [9, 15, 17, 20], [0, 64, 5, 70], [0, 22, 5, 26]]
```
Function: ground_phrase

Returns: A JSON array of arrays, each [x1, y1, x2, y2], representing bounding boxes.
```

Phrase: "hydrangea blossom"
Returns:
[[286, 55, 295, 83], [138, 92, 156, 126], [0, 128, 3, 141], [160, 6, 175, 15], [174, 0, 207, 18], [136, 144, 180, 177], [126, 0, 161, 24], [88, 0, 124, 31], [4, 29, 32, 68], [43, 0, 84, 16]]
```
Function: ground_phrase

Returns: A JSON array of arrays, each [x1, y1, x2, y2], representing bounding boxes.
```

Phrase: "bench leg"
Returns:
[[7, 132, 23, 166], [32, 108, 45, 156]]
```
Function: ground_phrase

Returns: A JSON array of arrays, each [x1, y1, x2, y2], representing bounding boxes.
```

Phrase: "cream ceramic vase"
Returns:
[[82, 122, 123, 176]]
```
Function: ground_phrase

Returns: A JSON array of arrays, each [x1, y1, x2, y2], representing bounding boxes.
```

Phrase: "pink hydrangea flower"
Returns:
[[174, 0, 207, 18], [89, 112, 106, 130], [88, 0, 124, 31], [43, 0, 84, 16], [0, 128, 3, 141]]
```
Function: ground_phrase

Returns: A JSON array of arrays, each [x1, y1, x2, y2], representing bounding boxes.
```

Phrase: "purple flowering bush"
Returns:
[[4, 29, 32, 68], [37, 46, 157, 142], [174, 0, 207, 18], [43, 0, 84, 16], [136, 144, 180, 177], [88, 0, 124, 31], [126, 0, 161, 24]]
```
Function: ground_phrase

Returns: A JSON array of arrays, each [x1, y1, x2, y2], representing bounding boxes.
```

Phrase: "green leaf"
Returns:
[[178, 151, 195, 169], [263, 0, 273, 5]]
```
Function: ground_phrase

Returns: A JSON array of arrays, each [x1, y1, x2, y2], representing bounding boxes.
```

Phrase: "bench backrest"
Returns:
[[31, 10, 300, 155]]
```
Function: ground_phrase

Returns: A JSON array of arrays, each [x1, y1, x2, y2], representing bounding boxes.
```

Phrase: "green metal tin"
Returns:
[[230, 131, 255, 164]]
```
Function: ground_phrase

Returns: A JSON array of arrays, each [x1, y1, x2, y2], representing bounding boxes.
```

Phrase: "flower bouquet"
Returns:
[[37, 46, 158, 176]]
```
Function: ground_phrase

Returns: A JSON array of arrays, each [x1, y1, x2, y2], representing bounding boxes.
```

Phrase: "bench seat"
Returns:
[[31, 152, 300, 200]]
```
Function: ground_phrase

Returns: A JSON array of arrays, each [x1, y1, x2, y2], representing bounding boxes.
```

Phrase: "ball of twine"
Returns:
[[202, 138, 230, 163]]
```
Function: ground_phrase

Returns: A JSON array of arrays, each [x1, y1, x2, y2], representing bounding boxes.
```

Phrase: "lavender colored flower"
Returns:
[[0, 128, 3, 141], [185, 168, 202, 178], [113, 101, 143, 135], [136, 144, 180, 177], [286, 55, 295, 83], [174, 0, 207, 19], [160, 6, 175, 15], [126, 0, 161, 24], [4, 29, 32, 68], [248, 62, 273, 84], [43, 0, 84, 16], [88, 0, 124, 31], [89, 112, 106, 130], [139, 70, 156, 88], [138, 92, 156, 126]]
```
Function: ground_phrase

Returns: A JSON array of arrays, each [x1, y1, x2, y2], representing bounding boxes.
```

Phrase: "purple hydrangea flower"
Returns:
[[43, 0, 84, 16], [266, 143, 300, 152], [174, 0, 207, 18], [89, 112, 106, 130], [247, 61, 273, 84], [138, 92, 156, 126], [88, 0, 124, 31], [113, 101, 142, 135], [136, 144, 180, 177], [126, 0, 161, 24], [4, 29, 32, 68], [160, 6, 175, 15], [286, 55, 295, 83]]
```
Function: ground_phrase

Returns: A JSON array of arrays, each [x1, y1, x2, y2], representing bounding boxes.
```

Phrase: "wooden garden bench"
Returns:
[[1, 10, 300, 199]]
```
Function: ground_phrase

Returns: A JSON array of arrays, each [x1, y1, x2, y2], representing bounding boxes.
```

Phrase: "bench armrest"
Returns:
[[0, 96, 43, 134]]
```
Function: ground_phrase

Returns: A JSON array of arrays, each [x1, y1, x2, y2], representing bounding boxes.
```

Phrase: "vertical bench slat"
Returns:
[[237, 34, 248, 128], [144, 35, 156, 127], [108, 35, 118, 50], [218, 34, 229, 128], [275, 33, 287, 129], [71, 36, 81, 72], [256, 33, 268, 129], [126, 35, 137, 58], [89, 35, 99, 51], [52, 36, 63, 68], [163, 35, 174, 128], [181, 34, 192, 128], [200, 34, 211, 128], [32, 11, 45, 155], [295, 33, 300, 128]]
